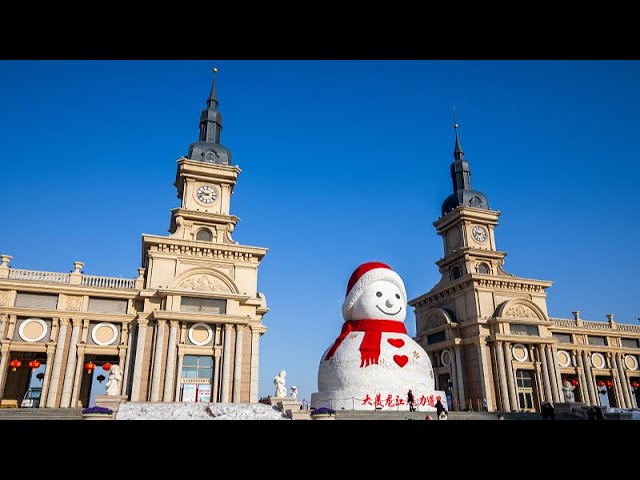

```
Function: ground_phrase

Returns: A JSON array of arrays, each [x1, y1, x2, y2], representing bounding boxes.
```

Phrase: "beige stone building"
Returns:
[[0, 71, 269, 409], [410, 125, 640, 413]]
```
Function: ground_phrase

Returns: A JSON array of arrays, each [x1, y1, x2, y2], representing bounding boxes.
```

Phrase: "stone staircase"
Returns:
[[0, 408, 83, 420], [334, 410, 582, 420]]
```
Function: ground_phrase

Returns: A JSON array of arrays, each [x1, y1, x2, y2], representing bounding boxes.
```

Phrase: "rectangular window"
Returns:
[[510, 324, 539, 337], [14, 292, 58, 310], [87, 297, 128, 314], [180, 297, 227, 314], [622, 338, 639, 349], [588, 336, 607, 347], [552, 333, 572, 344], [427, 331, 446, 345]]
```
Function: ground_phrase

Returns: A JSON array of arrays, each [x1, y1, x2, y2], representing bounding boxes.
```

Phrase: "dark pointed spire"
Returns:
[[187, 66, 232, 165], [441, 109, 489, 216]]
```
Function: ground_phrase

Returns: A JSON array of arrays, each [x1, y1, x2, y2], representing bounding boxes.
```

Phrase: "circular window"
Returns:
[[91, 323, 119, 346], [624, 355, 639, 371], [440, 349, 451, 367], [512, 343, 529, 362], [591, 353, 606, 370], [557, 350, 572, 368], [18, 318, 48, 343], [188, 322, 213, 346]]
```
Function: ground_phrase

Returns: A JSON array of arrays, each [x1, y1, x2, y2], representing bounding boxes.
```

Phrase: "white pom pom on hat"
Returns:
[[342, 261, 407, 321]]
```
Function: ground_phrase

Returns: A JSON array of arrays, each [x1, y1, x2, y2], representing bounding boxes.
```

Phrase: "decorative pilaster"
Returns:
[[0, 345, 10, 399], [221, 324, 233, 403], [249, 326, 260, 403], [174, 349, 185, 401], [163, 321, 179, 402], [494, 342, 511, 412], [70, 346, 85, 407], [130, 318, 149, 402], [545, 345, 560, 403], [614, 353, 632, 408], [59, 318, 81, 408], [503, 342, 518, 411], [212, 348, 222, 403], [582, 351, 597, 405], [454, 345, 465, 407], [6, 315, 17, 341], [39, 349, 55, 408], [150, 319, 166, 402], [449, 347, 459, 410], [550, 347, 564, 400], [121, 323, 135, 397], [232, 325, 244, 403], [46, 318, 68, 408], [575, 351, 590, 404], [0, 314, 7, 340], [538, 345, 553, 403]]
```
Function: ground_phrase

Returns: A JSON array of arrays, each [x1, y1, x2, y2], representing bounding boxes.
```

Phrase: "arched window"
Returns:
[[196, 228, 213, 242], [450, 265, 461, 281], [477, 263, 490, 274]]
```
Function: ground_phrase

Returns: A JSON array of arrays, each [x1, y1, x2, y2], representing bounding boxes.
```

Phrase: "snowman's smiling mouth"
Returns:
[[376, 305, 402, 316]]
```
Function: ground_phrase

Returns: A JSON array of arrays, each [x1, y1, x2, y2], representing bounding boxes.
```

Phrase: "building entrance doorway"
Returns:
[[180, 355, 214, 403], [515, 369, 537, 412], [1, 353, 46, 408]]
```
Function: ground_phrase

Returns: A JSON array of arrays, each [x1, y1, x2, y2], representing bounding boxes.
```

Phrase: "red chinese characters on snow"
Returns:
[[361, 393, 438, 408]]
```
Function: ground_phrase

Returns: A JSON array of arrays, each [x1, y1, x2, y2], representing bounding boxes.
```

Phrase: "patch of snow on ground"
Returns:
[[117, 402, 289, 420]]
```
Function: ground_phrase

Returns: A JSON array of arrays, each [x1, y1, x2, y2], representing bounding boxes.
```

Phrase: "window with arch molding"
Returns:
[[196, 228, 213, 242], [477, 262, 490, 274]]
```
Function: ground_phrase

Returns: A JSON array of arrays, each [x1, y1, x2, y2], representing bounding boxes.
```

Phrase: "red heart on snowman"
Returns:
[[387, 338, 405, 348], [393, 355, 408, 367]]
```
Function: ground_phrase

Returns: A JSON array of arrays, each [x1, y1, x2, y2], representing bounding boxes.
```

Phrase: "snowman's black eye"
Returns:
[[376, 291, 382, 297], [395, 293, 401, 299]]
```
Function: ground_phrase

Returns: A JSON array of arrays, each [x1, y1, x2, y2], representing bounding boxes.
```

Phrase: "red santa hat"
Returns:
[[342, 262, 407, 320]]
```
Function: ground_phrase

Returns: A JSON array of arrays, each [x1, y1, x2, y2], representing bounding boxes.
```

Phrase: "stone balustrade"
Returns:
[[551, 317, 640, 332]]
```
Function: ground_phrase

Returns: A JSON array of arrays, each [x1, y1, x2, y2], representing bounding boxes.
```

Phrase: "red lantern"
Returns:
[[631, 381, 640, 390], [97, 374, 106, 383], [102, 362, 112, 372], [9, 359, 22, 372], [606, 380, 614, 389], [84, 361, 96, 374], [28, 360, 41, 371], [570, 379, 578, 387], [36, 373, 45, 381]]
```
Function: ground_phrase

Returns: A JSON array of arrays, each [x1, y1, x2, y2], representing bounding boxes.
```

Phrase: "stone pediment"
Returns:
[[172, 269, 238, 294], [419, 308, 456, 334], [495, 299, 546, 321]]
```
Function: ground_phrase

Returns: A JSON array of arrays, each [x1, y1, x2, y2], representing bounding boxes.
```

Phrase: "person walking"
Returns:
[[407, 389, 415, 412]]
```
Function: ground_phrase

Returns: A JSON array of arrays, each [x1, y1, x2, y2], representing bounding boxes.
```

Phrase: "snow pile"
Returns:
[[116, 402, 289, 420]]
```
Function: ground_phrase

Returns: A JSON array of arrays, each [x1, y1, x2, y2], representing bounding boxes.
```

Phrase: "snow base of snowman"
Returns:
[[310, 390, 448, 412]]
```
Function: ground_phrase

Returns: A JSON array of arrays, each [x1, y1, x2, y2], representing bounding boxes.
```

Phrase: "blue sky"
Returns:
[[1, 60, 639, 402]]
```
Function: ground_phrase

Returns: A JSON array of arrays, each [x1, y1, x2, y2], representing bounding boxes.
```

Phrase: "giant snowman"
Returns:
[[311, 262, 446, 412]]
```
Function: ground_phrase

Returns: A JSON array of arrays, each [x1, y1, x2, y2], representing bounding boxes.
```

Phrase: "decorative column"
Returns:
[[494, 342, 511, 412], [150, 319, 166, 402], [449, 348, 459, 410], [582, 351, 597, 405], [45, 318, 69, 408], [575, 351, 590, 404], [249, 326, 260, 403], [0, 345, 9, 400], [163, 321, 179, 402], [121, 323, 135, 397], [130, 318, 149, 402], [174, 348, 185, 401], [232, 325, 244, 402], [59, 318, 81, 408], [610, 354, 629, 408], [551, 347, 564, 399], [71, 346, 85, 407], [545, 345, 560, 403], [454, 345, 465, 407], [615, 353, 632, 408], [0, 314, 7, 340], [538, 345, 554, 403], [220, 324, 233, 403], [503, 342, 518, 411], [212, 348, 222, 403], [39, 349, 55, 408]]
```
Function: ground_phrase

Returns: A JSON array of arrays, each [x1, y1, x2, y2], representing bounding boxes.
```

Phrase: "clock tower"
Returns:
[[409, 121, 553, 413], [131, 69, 269, 405]]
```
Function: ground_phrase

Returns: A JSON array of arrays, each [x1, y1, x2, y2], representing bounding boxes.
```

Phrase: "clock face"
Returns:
[[471, 225, 488, 243], [196, 185, 217, 205]]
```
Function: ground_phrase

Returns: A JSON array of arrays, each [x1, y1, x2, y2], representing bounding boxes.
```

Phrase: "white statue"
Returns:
[[290, 386, 298, 399], [274, 370, 287, 398], [562, 380, 575, 403], [105, 365, 123, 396]]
